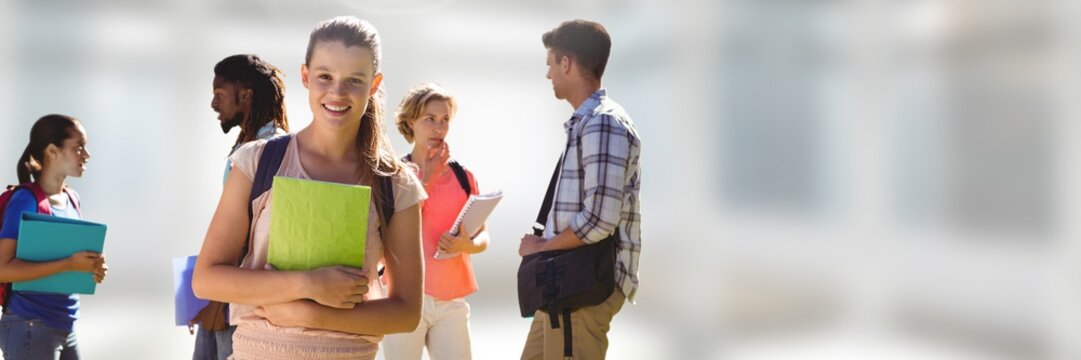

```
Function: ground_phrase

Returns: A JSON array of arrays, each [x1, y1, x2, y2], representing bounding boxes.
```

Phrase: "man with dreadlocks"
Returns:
[[211, 54, 291, 184], [193, 53, 290, 360]]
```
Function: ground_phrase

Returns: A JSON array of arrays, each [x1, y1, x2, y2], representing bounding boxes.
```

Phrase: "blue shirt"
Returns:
[[0, 189, 81, 332], [223, 122, 288, 185]]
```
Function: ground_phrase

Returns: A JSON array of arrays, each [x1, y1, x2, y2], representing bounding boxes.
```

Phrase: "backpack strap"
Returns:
[[25, 184, 80, 216], [62, 187, 81, 216], [531, 153, 576, 358], [0, 183, 57, 312], [240, 135, 396, 269], [447, 161, 471, 196], [239, 134, 291, 265], [401, 153, 471, 196], [1, 183, 51, 216], [251, 136, 394, 225], [371, 173, 398, 279], [377, 175, 395, 228], [533, 153, 565, 236], [19, 183, 52, 215], [248, 135, 292, 223]]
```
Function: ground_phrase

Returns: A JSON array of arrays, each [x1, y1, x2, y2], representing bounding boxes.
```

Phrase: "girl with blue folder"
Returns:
[[0, 114, 108, 360]]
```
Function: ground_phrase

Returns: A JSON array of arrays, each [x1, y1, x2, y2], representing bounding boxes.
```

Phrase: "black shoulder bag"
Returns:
[[516, 152, 619, 358]]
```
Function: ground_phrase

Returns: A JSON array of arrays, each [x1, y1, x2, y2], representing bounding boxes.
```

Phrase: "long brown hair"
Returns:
[[214, 54, 290, 147], [17, 114, 82, 184], [306, 16, 404, 232]]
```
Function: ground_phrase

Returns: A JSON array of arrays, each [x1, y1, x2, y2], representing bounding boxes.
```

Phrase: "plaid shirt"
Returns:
[[544, 89, 642, 303]]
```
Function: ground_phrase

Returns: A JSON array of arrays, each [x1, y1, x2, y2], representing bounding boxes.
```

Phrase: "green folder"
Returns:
[[268, 176, 370, 271], [14, 212, 107, 295]]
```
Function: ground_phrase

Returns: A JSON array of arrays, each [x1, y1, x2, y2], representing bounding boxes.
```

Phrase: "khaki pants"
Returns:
[[520, 288, 626, 360]]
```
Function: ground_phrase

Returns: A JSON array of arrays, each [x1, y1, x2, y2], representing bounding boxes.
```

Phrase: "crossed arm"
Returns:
[[193, 167, 423, 335]]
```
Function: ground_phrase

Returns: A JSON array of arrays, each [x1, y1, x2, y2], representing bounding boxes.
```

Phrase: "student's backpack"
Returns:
[[250, 135, 397, 277], [197, 134, 399, 331], [401, 153, 472, 196], [248, 134, 398, 270], [248, 135, 396, 231], [0, 183, 80, 310]]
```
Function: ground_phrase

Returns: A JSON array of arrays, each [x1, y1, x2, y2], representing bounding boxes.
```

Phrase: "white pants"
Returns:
[[382, 294, 472, 360]]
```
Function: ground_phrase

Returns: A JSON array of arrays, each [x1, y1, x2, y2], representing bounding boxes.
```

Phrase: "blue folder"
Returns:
[[173, 255, 209, 326], [13, 212, 106, 295]]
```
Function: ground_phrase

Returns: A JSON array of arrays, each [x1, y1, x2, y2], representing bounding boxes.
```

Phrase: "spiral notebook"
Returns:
[[436, 190, 504, 259]]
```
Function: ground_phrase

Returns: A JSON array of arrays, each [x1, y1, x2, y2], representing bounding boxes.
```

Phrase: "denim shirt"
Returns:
[[223, 122, 287, 185]]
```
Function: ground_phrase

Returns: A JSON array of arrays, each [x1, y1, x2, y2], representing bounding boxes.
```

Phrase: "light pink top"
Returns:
[[227, 136, 426, 344]]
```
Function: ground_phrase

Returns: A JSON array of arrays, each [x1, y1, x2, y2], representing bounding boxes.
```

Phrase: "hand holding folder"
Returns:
[[14, 212, 106, 295]]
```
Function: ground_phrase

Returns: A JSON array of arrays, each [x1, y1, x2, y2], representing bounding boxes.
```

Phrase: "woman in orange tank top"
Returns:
[[383, 83, 490, 360]]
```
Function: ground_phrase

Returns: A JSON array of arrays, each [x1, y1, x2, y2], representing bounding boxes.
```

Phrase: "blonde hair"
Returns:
[[394, 83, 457, 144]]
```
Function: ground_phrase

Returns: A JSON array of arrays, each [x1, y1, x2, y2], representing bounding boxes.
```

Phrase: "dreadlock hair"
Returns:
[[214, 54, 290, 147]]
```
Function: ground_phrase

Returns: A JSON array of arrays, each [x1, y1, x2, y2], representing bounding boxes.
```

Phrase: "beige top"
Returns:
[[227, 135, 426, 342]]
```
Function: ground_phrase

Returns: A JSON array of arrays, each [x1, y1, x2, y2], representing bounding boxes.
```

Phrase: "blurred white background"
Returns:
[[1, 0, 1079, 359]]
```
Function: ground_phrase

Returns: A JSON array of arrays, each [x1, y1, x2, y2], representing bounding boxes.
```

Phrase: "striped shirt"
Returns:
[[543, 88, 642, 303]]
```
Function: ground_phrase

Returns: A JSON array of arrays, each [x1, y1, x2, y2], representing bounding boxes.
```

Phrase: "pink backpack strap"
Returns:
[[15, 183, 79, 216], [19, 182, 51, 215], [62, 187, 81, 216]]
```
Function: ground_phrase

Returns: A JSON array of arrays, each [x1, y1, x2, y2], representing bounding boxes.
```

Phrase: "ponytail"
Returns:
[[16, 114, 81, 185], [16, 145, 39, 184]]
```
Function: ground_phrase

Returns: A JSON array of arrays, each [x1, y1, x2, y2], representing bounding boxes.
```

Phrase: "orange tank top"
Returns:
[[417, 165, 479, 300]]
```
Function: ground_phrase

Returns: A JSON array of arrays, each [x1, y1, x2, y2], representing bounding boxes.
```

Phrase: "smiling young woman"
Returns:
[[192, 16, 425, 360]]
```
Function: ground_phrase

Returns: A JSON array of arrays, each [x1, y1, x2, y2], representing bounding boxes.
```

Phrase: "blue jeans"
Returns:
[[0, 313, 79, 360], [192, 325, 236, 360]]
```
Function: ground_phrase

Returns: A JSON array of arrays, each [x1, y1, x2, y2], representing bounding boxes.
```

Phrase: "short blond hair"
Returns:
[[395, 83, 457, 144]]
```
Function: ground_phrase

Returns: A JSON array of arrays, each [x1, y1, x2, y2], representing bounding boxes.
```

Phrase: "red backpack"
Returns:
[[0, 183, 80, 308]]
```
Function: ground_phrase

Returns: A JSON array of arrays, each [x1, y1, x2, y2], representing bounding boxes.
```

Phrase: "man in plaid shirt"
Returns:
[[519, 19, 642, 360]]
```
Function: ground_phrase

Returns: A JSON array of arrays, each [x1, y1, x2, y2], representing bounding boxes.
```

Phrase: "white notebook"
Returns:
[[436, 190, 504, 259]]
